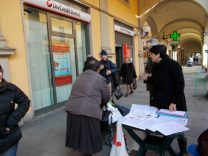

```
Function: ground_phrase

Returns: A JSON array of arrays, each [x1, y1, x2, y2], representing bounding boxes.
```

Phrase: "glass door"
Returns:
[[50, 17, 77, 103], [24, 9, 54, 110]]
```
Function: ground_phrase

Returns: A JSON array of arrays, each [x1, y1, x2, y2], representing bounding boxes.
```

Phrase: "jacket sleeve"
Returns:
[[100, 79, 110, 108], [143, 76, 153, 84], [109, 61, 117, 74], [6, 86, 30, 129], [145, 57, 153, 73], [169, 62, 185, 105]]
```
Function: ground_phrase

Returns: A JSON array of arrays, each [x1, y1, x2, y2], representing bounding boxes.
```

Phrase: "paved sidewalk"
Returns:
[[17, 72, 208, 156]]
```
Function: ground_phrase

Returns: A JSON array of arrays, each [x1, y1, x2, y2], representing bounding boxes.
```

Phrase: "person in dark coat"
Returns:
[[143, 44, 187, 155], [120, 57, 137, 97], [144, 38, 159, 105], [0, 65, 30, 156], [99, 50, 117, 94], [65, 57, 110, 156]]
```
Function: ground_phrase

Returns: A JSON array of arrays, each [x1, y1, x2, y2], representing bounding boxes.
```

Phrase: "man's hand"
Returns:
[[169, 103, 177, 112], [106, 70, 111, 75], [99, 64, 104, 70], [6, 128, 10, 132], [141, 73, 152, 80]]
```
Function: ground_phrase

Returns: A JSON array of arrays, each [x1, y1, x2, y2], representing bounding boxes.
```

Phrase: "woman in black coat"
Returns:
[[143, 44, 187, 155], [120, 57, 137, 97], [0, 65, 30, 156], [144, 45, 187, 111]]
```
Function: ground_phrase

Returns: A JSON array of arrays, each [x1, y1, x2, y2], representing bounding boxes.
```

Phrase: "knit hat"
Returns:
[[100, 49, 108, 56]]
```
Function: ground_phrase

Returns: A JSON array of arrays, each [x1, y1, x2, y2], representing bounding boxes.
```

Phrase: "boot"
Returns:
[[177, 137, 188, 155]]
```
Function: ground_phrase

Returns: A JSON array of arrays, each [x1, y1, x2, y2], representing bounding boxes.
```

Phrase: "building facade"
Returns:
[[0, 0, 140, 120]]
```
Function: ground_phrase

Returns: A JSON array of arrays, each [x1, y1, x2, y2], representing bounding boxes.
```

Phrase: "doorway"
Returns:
[[24, 8, 80, 111], [115, 46, 123, 69]]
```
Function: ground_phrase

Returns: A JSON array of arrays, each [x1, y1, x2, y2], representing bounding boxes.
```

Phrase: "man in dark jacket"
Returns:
[[99, 50, 117, 94], [143, 44, 187, 155], [0, 65, 30, 156], [144, 38, 159, 105]]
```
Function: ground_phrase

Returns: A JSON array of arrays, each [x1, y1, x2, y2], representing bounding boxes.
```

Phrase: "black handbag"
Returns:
[[102, 110, 112, 123], [101, 110, 112, 132], [113, 86, 123, 100]]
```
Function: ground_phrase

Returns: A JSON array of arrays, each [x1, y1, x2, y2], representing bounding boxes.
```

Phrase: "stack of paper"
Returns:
[[158, 109, 187, 118], [158, 115, 188, 126], [122, 117, 147, 130], [121, 104, 189, 136], [152, 122, 189, 136], [131, 104, 158, 118]]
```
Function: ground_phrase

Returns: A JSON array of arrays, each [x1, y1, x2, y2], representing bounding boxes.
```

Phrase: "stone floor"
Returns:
[[17, 70, 208, 156]]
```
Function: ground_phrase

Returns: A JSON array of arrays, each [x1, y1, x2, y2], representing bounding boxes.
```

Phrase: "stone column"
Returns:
[[100, 0, 111, 53], [203, 16, 208, 97], [138, 30, 144, 76], [0, 23, 15, 81]]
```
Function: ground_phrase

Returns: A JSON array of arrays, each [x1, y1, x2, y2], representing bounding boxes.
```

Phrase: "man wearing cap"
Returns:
[[0, 65, 30, 156], [99, 49, 117, 94]]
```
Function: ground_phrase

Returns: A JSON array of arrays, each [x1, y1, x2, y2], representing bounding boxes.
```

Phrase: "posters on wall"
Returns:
[[52, 43, 72, 86], [123, 43, 132, 60]]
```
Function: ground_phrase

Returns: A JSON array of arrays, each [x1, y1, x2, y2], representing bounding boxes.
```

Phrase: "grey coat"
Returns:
[[66, 70, 110, 120]]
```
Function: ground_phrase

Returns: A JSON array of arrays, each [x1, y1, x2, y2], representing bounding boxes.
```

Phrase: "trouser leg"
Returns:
[[125, 85, 129, 97], [0, 143, 18, 156], [130, 84, 133, 94], [177, 133, 187, 155]]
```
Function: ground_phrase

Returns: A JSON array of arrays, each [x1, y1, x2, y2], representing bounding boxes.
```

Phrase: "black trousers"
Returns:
[[177, 133, 187, 153], [149, 91, 155, 106]]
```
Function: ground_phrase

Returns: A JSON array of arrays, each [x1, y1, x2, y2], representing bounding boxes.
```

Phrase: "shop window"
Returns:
[[24, 9, 54, 110], [51, 18, 73, 34]]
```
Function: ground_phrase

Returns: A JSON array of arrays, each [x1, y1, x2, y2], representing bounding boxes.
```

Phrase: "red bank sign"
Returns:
[[23, 0, 91, 23]]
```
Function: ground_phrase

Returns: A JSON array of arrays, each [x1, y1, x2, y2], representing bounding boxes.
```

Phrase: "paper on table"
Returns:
[[128, 109, 149, 118], [148, 107, 158, 118], [143, 117, 165, 132], [130, 104, 158, 118], [121, 117, 147, 130], [131, 104, 149, 111], [158, 109, 186, 117], [121, 116, 164, 132], [158, 115, 188, 126], [153, 122, 189, 136]]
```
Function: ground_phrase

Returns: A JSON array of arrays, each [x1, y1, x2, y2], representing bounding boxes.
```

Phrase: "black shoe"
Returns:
[[130, 90, 134, 94]]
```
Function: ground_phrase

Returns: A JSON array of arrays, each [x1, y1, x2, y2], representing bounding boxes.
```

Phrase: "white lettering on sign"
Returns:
[[23, 0, 91, 23], [114, 25, 134, 36]]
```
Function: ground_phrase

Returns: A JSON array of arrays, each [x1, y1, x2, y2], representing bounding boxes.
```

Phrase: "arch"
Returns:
[[153, 0, 208, 17], [159, 19, 204, 36], [180, 33, 202, 41], [145, 16, 158, 38], [177, 28, 202, 37]]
